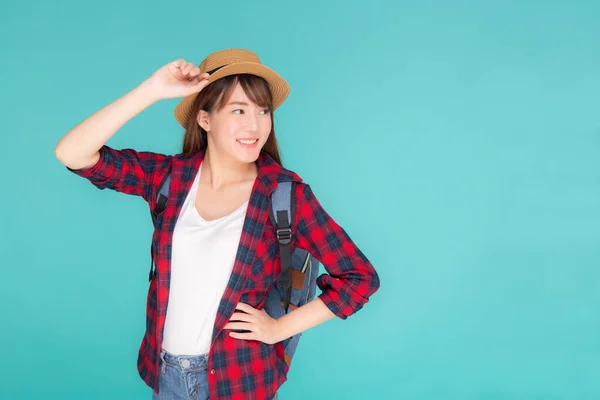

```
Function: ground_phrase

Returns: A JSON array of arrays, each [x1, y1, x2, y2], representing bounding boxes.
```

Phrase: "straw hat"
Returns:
[[173, 48, 290, 128]]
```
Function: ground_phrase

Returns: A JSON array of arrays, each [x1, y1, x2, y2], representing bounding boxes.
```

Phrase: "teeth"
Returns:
[[237, 139, 258, 144]]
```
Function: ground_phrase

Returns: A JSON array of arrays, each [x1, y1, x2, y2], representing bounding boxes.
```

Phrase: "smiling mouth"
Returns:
[[236, 139, 259, 145]]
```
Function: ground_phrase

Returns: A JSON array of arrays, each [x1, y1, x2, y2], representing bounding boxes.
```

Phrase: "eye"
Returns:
[[232, 109, 271, 115]]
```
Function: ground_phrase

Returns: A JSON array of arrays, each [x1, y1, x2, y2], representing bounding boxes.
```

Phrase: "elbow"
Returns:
[[371, 269, 380, 295], [351, 268, 381, 312], [55, 142, 66, 164], [54, 135, 73, 164], [55, 142, 76, 167], [355, 269, 380, 307], [55, 144, 101, 170], [317, 268, 380, 320]]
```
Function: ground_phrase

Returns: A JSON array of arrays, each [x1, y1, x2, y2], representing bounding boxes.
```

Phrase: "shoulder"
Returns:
[[257, 151, 305, 191]]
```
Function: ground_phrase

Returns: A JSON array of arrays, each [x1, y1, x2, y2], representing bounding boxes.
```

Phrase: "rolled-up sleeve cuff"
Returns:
[[65, 145, 106, 177], [65, 145, 116, 189], [318, 290, 359, 320], [317, 270, 380, 320]]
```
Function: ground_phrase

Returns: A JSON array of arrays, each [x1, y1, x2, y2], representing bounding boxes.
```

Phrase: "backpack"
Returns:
[[148, 170, 320, 370]]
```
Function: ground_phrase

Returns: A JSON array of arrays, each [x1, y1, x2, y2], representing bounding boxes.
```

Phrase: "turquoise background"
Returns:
[[2, 0, 599, 398]]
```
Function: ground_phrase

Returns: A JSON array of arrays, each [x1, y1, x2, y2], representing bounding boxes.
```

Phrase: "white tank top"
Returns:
[[162, 161, 249, 355]]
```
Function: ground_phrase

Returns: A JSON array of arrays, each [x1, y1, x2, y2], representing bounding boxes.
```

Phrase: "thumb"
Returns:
[[193, 79, 210, 92], [179, 81, 204, 97]]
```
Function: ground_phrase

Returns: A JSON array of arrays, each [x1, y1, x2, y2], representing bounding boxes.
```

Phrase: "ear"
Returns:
[[197, 110, 210, 131]]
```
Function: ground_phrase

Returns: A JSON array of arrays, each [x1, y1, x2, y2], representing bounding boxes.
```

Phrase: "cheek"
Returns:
[[261, 118, 272, 135], [215, 122, 240, 143]]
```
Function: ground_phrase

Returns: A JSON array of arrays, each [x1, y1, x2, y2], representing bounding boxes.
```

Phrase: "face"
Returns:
[[197, 82, 272, 164]]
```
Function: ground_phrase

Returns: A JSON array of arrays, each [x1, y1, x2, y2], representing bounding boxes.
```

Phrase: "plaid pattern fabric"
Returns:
[[66, 144, 380, 399]]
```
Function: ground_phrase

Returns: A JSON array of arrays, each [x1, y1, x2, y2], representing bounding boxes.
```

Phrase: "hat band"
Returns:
[[207, 65, 227, 74]]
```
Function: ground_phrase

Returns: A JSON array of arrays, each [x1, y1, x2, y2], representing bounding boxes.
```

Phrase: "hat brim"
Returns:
[[174, 61, 290, 129]]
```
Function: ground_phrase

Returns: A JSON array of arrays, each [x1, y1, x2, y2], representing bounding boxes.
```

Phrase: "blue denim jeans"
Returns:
[[152, 348, 278, 399]]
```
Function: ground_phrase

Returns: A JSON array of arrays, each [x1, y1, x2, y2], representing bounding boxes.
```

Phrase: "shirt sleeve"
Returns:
[[293, 183, 380, 319], [65, 144, 170, 203]]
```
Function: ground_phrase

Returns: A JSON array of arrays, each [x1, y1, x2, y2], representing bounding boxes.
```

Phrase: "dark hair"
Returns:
[[181, 74, 283, 166]]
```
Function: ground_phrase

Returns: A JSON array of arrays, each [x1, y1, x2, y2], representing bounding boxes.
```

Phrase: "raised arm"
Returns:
[[55, 59, 211, 200]]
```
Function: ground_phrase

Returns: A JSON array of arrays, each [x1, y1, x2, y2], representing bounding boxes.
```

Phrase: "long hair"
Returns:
[[181, 74, 283, 166]]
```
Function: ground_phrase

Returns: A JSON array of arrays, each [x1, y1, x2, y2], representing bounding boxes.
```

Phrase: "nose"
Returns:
[[245, 112, 259, 133]]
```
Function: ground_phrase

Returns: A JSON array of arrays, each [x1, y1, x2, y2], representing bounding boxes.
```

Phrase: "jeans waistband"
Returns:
[[160, 348, 209, 370]]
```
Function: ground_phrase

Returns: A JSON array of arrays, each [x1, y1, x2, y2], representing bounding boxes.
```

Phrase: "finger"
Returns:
[[229, 331, 256, 340], [182, 62, 195, 76], [188, 69, 205, 82], [229, 312, 254, 322], [235, 302, 257, 314], [224, 322, 253, 331], [194, 78, 210, 90], [171, 59, 186, 69], [184, 79, 209, 95]]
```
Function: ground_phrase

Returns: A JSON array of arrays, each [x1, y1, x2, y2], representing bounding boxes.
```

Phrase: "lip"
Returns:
[[236, 138, 259, 148]]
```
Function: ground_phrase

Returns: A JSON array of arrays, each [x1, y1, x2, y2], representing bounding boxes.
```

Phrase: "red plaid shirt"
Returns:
[[66, 145, 380, 399]]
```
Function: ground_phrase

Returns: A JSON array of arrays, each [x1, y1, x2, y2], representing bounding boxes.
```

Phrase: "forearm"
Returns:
[[275, 297, 336, 342], [55, 79, 159, 169]]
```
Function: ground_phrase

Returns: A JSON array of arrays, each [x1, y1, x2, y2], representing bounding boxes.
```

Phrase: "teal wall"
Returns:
[[2, 0, 599, 398]]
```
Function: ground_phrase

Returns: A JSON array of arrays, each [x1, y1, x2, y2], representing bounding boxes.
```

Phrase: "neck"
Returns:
[[201, 146, 257, 191]]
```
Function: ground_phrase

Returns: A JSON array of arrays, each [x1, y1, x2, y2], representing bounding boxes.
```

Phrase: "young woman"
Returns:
[[55, 48, 380, 400]]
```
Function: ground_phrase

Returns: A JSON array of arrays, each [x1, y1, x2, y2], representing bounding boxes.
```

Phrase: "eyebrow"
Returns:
[[227, 101, 250, 106]]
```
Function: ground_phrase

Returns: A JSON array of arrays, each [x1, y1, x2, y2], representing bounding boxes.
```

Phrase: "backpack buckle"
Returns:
[[276, 228, 292, 245]]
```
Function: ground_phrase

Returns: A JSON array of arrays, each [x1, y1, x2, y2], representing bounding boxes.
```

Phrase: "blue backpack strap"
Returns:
[[152, 172, 171, 225], [269, 181, 296, 313], [148, 171, 171, 282]]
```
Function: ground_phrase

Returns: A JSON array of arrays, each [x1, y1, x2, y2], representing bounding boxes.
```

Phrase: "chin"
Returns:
[[234, 151, 261, 164], [231, 143, 263, 163]]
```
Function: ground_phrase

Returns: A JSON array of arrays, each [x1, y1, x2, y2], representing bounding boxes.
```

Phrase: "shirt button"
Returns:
[[210, 369, 216, 374]]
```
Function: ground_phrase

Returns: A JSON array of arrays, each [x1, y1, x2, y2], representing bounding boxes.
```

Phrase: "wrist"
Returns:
[[274, 317, 289, 343], [136, 78, 163, 104]]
